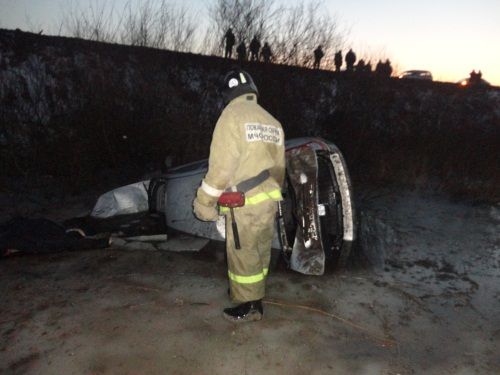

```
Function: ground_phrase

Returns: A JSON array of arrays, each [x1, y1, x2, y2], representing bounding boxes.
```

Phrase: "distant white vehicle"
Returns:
[[398, 70, 433, 81]]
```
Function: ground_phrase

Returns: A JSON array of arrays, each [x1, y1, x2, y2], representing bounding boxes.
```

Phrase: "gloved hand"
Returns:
[[193, 198, 219, 221]]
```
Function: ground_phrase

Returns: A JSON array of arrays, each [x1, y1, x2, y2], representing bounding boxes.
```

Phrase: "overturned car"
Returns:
[[61, 137, 356, 275], [2, 137, 355, 275], [158, 137, 355, 275]]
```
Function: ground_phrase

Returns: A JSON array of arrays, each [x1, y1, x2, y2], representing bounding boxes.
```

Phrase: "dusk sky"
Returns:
[[0, 0, 499, 85]]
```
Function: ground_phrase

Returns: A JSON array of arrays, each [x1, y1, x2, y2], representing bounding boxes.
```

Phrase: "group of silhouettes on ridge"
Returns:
[[223, 28, 393, 77], [223, 28, 273, 63]]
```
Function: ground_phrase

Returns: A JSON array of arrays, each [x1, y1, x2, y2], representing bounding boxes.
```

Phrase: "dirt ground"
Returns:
[[1, 190, 499, 375]]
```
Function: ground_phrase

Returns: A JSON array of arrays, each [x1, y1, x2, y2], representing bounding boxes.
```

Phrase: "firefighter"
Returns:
[[192, 69, 285, 323]]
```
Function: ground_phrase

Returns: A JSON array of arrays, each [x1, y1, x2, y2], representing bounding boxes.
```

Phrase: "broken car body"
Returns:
[[162, 137, 356, 275]]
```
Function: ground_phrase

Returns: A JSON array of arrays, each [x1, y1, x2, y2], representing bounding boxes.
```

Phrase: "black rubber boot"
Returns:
[[223, 300, 263, 322]]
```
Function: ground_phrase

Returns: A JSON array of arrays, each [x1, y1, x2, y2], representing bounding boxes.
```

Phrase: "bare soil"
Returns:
[[1, 190, 499, 375]]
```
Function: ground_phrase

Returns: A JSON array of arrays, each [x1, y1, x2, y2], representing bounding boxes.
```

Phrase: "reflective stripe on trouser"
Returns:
[[226, 199, 277, 303]]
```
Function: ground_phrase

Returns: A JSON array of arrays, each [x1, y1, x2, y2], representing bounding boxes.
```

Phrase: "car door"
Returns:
[[280, 140, 355, 275], [285, 145, 326, 275]]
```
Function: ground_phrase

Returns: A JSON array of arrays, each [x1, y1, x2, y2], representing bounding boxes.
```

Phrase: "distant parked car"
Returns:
[[398, 70, 433, 81]]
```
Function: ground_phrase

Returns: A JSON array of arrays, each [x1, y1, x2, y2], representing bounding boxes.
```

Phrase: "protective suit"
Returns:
[[193, 72, 285, 311]]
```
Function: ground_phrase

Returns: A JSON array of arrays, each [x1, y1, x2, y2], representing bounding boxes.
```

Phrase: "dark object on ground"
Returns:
[[63, 212, 166, 238], [0, 217, 110, 257]]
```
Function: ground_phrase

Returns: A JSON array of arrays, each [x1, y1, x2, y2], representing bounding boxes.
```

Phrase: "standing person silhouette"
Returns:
[[261, 42, 273, 63], [383, 59, 393, 77], [334, 50, 342, 71], [345, 49, 356, 72], [237, 41, 247, 62], [313, 45, 324, 69], [249, 36, 261, 61], [224, 28, 236, 58]]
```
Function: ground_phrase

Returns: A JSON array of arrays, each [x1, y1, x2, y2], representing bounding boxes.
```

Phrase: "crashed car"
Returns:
[[161, 137, 356, 275], [2, 137, 355, 271], [88, 137, 355, 275]]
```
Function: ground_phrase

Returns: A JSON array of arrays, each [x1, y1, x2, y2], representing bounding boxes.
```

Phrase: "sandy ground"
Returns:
[[1, 189, 499, 375]]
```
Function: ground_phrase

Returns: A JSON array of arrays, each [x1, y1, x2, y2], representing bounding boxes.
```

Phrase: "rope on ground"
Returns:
[[263, 299, 397, 347]]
